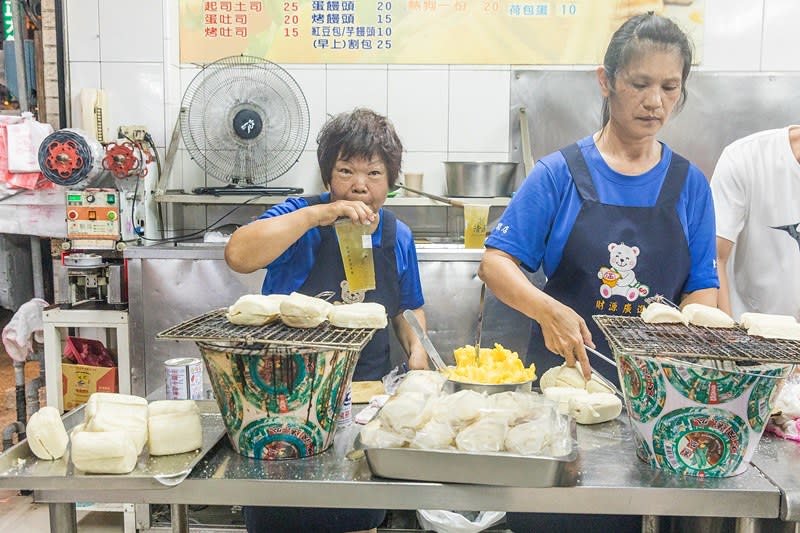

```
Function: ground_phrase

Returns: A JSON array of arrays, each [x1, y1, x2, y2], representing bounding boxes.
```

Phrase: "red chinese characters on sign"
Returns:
[[203, 0, 259, 39]]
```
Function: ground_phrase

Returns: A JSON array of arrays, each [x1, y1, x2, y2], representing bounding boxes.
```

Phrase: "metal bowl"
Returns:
[[444, 378, 533, 395], [444, 161, 518, 197]]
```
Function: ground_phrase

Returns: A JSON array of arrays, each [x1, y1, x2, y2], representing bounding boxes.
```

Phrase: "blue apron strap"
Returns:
[[655, 152, 690, 207], [560, 143, 599, 202]]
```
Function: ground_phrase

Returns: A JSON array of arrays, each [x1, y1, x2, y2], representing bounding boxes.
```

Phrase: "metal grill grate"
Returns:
[[593, 315, 800, 365], [157, 309, 375, 350]]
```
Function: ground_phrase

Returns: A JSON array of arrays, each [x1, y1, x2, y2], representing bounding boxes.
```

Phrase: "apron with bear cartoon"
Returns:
[[526, 142, 692, 385]]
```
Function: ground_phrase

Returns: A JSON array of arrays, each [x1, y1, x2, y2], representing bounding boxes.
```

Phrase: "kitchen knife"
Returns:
[[402, 309, 448, 372]]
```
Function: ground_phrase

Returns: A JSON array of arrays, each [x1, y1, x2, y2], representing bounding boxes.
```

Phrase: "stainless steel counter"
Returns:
[[2, 412, 782, 519], [752, 436, 800, 522], [112, 242, 800, 531]]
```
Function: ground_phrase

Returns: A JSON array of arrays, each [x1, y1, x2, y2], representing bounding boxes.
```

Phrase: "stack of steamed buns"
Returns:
[[641, 302, 800, 340], [25, 393, 203, 474], [226, 292, 387, 329], [359, 370, 574, 456]]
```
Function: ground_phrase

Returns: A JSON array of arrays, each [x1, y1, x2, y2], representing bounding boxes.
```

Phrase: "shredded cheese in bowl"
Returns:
[[448, 343, 536, 384]]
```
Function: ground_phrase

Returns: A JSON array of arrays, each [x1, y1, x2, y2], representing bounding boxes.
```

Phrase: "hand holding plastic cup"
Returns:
[[334, 219, 376, 291], [463, 204, 490, 249]]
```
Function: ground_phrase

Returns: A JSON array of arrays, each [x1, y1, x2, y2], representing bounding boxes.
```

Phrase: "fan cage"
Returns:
[[180, 55, 310, 185]]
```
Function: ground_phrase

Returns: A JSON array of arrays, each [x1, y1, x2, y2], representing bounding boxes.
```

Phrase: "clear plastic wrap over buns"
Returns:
[[360, 370, 572, 457]]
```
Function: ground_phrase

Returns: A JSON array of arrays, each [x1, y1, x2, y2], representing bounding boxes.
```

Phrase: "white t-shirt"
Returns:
[[711, 126, 800, 321]]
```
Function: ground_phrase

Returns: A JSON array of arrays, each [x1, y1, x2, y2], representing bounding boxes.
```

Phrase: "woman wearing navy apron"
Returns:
[[226, 108, 428, 533], [480, 14, 719, 533]]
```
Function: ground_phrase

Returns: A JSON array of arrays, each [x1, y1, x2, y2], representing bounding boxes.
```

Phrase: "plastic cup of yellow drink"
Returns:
[[334, 219, 376, 291], [463, 204, 490, 249]]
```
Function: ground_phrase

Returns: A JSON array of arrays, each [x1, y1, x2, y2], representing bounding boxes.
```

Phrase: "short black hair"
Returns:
[[316, 108, 403, 189], [601, 13, 694, 126]]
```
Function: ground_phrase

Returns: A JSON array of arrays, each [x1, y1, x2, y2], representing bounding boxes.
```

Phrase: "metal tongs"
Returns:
[[644, 294, 681, 310], [394, 183, 465, 208], [402, 309, 448, 372], [582, 344, 624, 399], [475, 283, 486, 351]]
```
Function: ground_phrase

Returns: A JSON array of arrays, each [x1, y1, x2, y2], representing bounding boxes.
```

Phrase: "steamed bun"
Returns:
[[455, 418, 507, 453], [226, 294, 287, 326], [641, 302, 685, 324], [359, 419, 407, 448], [328, 302, 388, 329], [379, 392, 429, 437], [396, 370, 446, 399], [410, 420, 455, 450], [26, 406, 69, 460], [682, 303, 735, 328], [430, 390, 488, 428], [505, 419, 551, 455], [488, 391, 553, 425], [279, 292, 334, 328]]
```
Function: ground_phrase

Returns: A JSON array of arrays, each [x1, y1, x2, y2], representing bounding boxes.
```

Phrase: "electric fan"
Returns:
[[180, 55, 310, 195]]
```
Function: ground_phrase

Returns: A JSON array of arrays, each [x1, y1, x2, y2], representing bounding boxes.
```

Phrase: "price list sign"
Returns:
[[180, 0, 704, 64]]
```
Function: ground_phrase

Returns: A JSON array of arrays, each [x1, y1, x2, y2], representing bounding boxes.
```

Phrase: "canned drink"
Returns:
[[165, 357, 204, 400], [337, 383, 353, 427]]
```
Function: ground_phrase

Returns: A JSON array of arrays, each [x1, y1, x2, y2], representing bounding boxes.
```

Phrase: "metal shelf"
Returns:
[[42, 306, 130, 413], [153, 192, 510, 207]]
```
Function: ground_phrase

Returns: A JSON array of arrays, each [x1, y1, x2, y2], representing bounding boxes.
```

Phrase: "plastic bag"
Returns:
[[203, 230, 231, 243], [775, 380, 800, 418], [381, 361, 408, 395], [0, 114, 53, 189], [0, 118, 41, 187], [416, 509, 505, 533], [63, 336, 116, 367], [1, 298, 48, 362], [6, 112, 54, 173], [766, 380, 800, 443], [0, 115, 22, 183]]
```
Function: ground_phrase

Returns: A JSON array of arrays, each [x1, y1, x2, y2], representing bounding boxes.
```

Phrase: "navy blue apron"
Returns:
[[243, 194, 391, 533], [527, 143, 692, 386], [299, 194, 401, 381]]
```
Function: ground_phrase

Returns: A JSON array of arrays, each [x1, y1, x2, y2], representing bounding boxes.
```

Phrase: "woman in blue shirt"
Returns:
[[480, 15, 719, 531], [481, 13, 718, 382], [479, 12, 719, 381], [226, 108, 428, 382], [225, 108, 428, 533]]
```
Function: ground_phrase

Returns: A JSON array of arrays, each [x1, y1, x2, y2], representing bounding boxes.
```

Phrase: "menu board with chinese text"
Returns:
[[180, 1, 705, 65]]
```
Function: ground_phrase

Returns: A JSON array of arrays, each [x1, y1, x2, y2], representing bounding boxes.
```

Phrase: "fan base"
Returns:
[[193, 186, 304, 197]]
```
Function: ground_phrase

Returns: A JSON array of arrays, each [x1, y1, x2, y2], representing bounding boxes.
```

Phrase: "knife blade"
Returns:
[[402, 309, 448, 371], [475, 283, 486, 351]]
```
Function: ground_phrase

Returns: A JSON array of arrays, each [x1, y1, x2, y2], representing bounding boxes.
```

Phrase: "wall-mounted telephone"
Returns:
[[79, 88, 108, 143]]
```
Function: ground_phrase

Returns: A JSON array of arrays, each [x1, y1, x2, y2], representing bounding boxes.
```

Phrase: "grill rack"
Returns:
[[593, 315, 800, 365], [157, 308, 376, 351]]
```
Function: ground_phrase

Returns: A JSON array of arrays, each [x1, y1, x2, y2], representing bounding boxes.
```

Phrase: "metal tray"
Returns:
[[358, 420, 577, 487], [0, 400, 226, 490]]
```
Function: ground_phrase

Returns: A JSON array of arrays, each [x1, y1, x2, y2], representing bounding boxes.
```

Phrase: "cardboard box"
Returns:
[[62, 363, 118, 410]]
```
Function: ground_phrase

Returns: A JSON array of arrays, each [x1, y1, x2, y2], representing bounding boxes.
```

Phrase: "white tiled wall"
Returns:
[[63, 0, 800, 223], [699, 0, 764, 71]]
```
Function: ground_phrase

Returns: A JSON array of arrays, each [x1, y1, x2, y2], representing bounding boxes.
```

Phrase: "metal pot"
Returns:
[[444, 161, 518, 197]]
